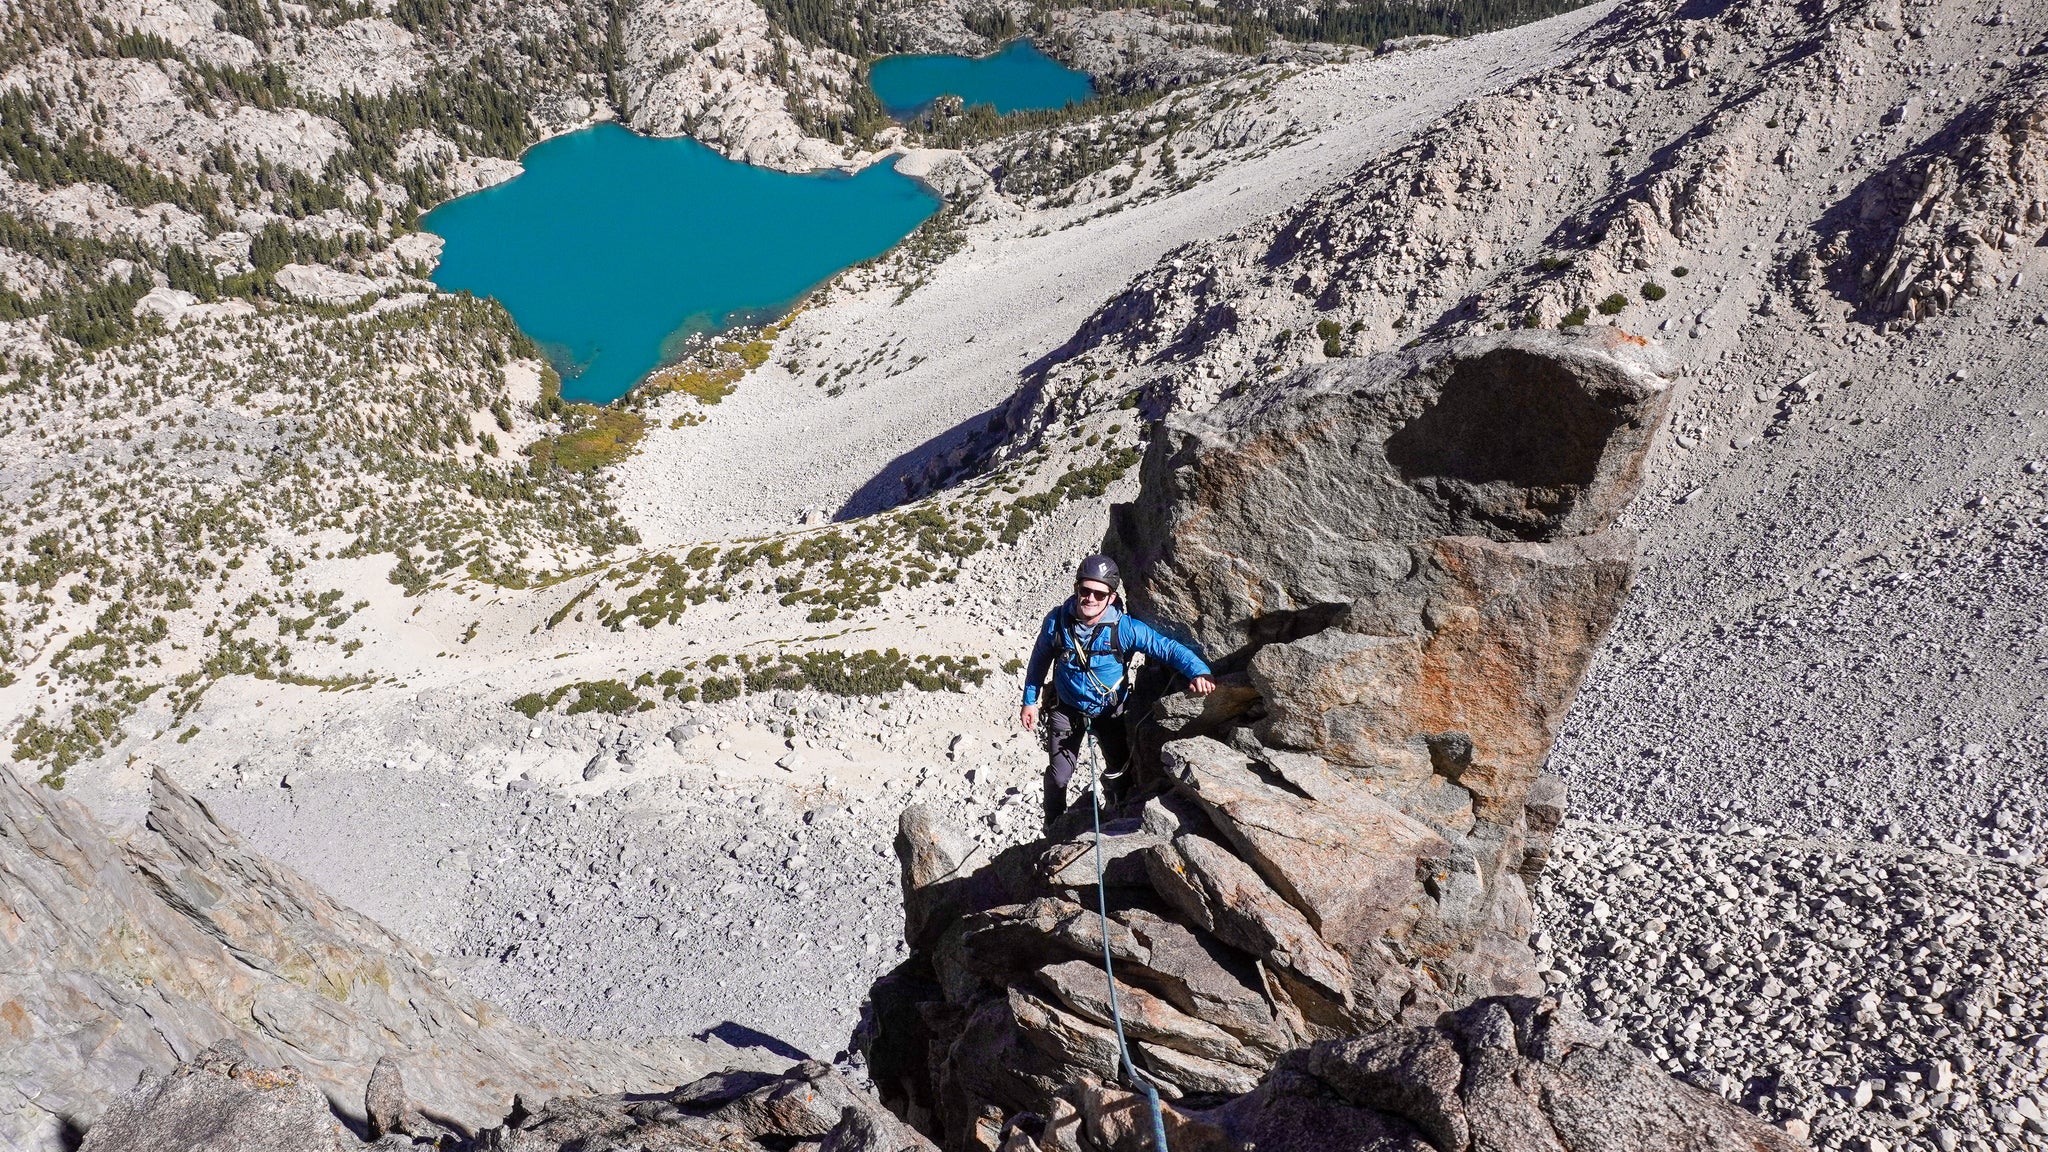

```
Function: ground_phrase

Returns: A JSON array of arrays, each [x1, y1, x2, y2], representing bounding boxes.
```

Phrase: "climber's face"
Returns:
[[1074, 580, 1113, 623]]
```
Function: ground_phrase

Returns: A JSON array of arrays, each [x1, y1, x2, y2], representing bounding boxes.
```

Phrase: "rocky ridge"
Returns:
[[3, 324, 1818, 1152], [856, 330, 1794, 1150], [953, 0, 2048, 460], [0, 765, 769, 1149]]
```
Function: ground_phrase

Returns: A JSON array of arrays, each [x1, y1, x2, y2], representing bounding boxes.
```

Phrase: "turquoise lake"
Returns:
[[869, 40, 1094, 119], [424, 123, 939, 404]]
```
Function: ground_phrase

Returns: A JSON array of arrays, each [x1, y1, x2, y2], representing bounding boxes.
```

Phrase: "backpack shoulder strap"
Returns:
[[1105, 614, 1135, 662], [1058, 607, 1133, 665]]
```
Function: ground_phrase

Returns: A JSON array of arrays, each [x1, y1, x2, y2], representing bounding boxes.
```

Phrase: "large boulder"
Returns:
[[0, 767, 765, 1150], [1107, 328, 1672, 657], [861, 333, 1788, 1151]]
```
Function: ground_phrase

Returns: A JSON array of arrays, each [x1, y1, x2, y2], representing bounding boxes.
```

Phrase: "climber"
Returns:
[[1020, 553, 1214, 831]]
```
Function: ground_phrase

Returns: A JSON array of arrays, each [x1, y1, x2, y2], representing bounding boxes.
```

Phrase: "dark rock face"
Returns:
[[473, 1061, 939, 1152], [864, 334, 1791, 1150], [0, 767, 757, 1149]]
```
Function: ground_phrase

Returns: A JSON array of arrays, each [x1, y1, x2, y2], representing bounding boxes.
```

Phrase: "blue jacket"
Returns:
[[1022, 599, 1211, 717]]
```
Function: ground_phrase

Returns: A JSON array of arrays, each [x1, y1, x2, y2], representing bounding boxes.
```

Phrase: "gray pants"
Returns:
[[1043, 701, 1131, 828]]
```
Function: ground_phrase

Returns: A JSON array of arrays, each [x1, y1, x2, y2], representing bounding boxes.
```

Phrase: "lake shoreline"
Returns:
[[869, 39, 1094, 120], [417, 41, 1096, 406], [422, 124, 940, 405]]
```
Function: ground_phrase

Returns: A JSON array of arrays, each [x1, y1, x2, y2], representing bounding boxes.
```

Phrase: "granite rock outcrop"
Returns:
[[861, 331, 1790, 1151]]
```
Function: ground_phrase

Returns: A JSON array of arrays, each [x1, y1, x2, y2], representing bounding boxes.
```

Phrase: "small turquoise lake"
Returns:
[[869, 40, 1094, 119], [424, 123, 939, 404]]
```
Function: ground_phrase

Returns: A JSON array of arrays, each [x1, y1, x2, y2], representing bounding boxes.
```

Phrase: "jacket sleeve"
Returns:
[[1022, 611, 1058, 705], [1123, 618, 1212, 682]]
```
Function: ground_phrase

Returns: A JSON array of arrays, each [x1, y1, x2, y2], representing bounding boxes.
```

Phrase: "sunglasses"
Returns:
[[1074, 586, 1113, 601]]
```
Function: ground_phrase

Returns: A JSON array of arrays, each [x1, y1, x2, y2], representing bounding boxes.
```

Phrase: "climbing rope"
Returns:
[[1083, 717, 1171, 1152]]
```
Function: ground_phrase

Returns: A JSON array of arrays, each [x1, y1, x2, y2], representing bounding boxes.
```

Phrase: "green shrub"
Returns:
[[1595, 293, 1628, 316], [507, 678, 638, 717], [564, 679, 639, 715], [535, 364, 565, 418], [1560, 306, 1591, 328], [1641, 282, 1667, 301], [526, 407, 646, 473], [1672, 266, 1690, 278], [648, 650, 991, 702], [1316, 318, 1342, 357], [388, 549, 431, 595]]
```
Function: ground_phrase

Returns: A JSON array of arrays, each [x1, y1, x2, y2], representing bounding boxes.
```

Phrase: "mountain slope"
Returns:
[[923, 0, 2048, 853]]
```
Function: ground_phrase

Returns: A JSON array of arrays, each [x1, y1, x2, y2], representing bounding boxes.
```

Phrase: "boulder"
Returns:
[[1034, 961, 1252, 1069], [132, 285, 198, 324], [1038, 830, 1166, 891], [1108, 329, 1667, 654], [1162, 739, 1448, 958], [362, 1057, 404, 1140], [958, 898, 1152, 981], [1114, 910, 1290, 1057], [898, 804, 995, 950], [708, 1060, 899, 1139], [1132, 1042, 1264, 1098], [1241, 532, 1637, 824], [823, 1101, 943, 1152], [1010, 986, 1130, 1088]]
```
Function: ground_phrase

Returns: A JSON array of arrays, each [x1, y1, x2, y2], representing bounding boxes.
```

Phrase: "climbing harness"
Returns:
[[1082, 717, 1172, 1152], [1058, 608, 1136, 712]]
